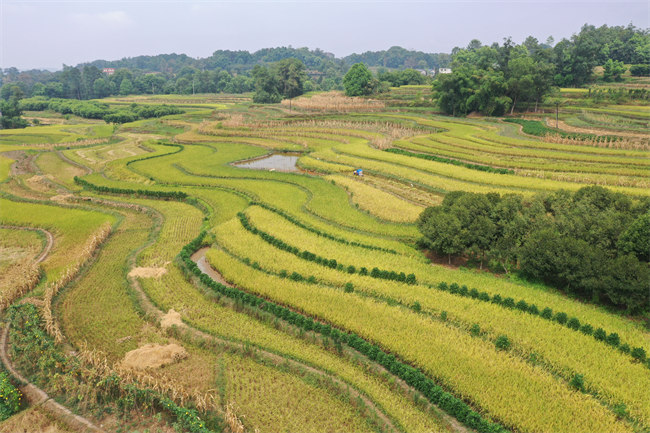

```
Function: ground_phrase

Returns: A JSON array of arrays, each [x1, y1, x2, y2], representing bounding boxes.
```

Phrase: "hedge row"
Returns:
[[179, 232, 507, 433], [20, 97, 184, 124], [385, 148, 514, 175], [6, 303, 216, 433], [238, 212, 416, 285], [250, 201, 398, 254], [74, 176, 187, 200], [436, 282, 649, 367]]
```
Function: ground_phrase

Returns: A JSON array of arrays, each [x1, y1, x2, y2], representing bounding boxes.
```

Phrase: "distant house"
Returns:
[[102, 68, 115, 76], [437, 68, 452, 75]]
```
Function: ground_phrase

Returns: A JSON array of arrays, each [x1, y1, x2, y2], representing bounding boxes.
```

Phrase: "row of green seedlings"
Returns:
[[234, 249, 629, 413], [436, 282, 649, 368], [74, 176, 188, 200], [179, 232, 507, 433], [250, 202, 398, 254], [237, 212, 416, 285], [385, 148, 515, 175], [6, 303, 218, 433]]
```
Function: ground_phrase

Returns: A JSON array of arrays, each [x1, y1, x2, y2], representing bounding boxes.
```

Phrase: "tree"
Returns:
[[417, 207, 464, 264], [0, 86, 28, 129], [251, 65, 281, 103], [119, 78, 134, 96], [432, 68, 475, 116], [343, 63, 374, 96], [602, 59, 626, 82], [618, 213, 650, 261], [274, 58, 307, 100]]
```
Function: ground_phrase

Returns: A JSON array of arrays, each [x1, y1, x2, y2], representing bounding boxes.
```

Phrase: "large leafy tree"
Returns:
[[343, 63, 374, 96]]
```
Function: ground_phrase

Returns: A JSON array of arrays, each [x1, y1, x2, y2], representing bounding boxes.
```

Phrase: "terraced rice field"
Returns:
[[1, 92, 648, 433]]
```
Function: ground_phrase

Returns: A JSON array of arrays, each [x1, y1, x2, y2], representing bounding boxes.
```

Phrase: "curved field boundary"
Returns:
[[0, 324, 104, 433], [0, 225, 53, 265], [124, 219, 401, 432]]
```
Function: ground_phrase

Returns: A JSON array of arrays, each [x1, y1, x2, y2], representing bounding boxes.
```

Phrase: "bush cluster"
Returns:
[[179, 232, 506, 433], [20, 97, 183, 124], [238, 212, 416, 284], [385, 148, 514, 175], [436, 282, 648, 366]]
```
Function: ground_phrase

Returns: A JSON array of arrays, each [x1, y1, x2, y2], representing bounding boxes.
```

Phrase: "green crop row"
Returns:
[[250, 201, 399, 254], [179, 232, 506, 433], [238, 212, 416, 285], [435, 282, 649, 367], [385, 148, 514, 174], [74, 176, 188, 200]]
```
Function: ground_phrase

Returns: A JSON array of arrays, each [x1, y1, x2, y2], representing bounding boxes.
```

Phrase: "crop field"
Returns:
[[1, 90, 648, 433]]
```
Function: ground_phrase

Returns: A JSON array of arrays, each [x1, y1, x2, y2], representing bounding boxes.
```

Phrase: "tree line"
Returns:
[[432, 24, 649, 116], [417, 186, 650, 313]]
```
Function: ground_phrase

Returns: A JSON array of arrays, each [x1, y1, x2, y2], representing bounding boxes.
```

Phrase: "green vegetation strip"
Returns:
[[503, 118, 619, 142], [238, 212, 416, 284], [385, 148, 514, 174], [434, 282, 649, 368], [181, 231, 507, 433], [74, 176, 187, 200]]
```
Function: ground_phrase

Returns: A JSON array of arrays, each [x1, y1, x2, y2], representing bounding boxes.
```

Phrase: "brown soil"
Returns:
[[423, 249, 469, 269], [121, 343, 188, 370], [50, 194, 74, 203], [0, 406, 73, 433], [160, 309, 183, 330], [128, 266, 168, 278]]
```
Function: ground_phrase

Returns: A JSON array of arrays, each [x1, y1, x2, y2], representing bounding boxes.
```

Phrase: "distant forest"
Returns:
[[0, 23, 647, 101]]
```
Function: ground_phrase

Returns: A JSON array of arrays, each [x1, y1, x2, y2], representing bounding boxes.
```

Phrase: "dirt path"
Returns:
[[1, 324, 103, 432], [0, 225, 54, 265]]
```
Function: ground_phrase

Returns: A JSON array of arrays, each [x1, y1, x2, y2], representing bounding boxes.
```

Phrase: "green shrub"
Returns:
[[555, 312, 568, 325], [580, 324, 594, 335], [569, 374, 585, 392], [344, 282, 354, 293], [619, 344, 631, 354], [470, 324, 480, 336], [412, 301, 421, 312], [594, 328, 607, 341], [440, 311, 448, 321], [631, 347, 646, 362], [495, 335, 510, 350], [541, 307, 553, 319], [605, 332, 620, 347], [566, 317, 581, 330], [0, 372, 21, 421]]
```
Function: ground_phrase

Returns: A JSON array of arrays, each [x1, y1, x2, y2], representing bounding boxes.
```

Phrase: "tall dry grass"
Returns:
[[544, 133, 649, 151], [280, 92, 385, 112], [0, 259, 41, 311]]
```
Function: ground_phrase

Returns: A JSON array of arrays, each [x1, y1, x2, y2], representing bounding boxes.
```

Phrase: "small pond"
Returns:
[[234, 153, 300, 172]]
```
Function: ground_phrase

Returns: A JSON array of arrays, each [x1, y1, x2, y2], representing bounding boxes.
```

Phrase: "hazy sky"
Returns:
[[1, 0, 648, 70]]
